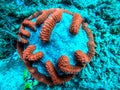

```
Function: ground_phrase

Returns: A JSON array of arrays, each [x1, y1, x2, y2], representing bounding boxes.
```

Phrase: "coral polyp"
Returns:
[[17, 8, 95, 85]]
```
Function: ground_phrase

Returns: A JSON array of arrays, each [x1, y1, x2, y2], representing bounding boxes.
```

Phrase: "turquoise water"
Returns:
[[0, 0, 120, 90]]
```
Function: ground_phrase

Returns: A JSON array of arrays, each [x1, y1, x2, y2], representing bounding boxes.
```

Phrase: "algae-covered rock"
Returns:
[[40, 0, 62, 5]]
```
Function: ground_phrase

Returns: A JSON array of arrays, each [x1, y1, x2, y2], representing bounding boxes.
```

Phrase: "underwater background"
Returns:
[[0, 0, 120, 90]]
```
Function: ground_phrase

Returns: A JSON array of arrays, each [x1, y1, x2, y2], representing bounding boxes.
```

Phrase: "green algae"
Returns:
[[23, 69, 39, 90]]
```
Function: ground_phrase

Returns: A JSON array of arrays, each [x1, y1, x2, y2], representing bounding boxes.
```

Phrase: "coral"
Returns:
[[46, 60, 75, 84], [17, 8, 95, 85], [58, 50, 90, 74], [18, 34, 28, 44], [70, 13, 83, 34], [1, 0, 120, 89], [82, 23, 96, 59], [24, 60, 53, 85], [75, 50, 90, 65], [40, 9, 63, 42], [36, 9, 56, 26], [23, 45, 43, 61], [19, 25, 30, 37], [22, 19, 36, 31], [36, 10, 50, 26], [58, 55, 83, 74]]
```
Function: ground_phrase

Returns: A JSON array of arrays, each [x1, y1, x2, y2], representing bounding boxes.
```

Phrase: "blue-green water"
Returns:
[[0, 0, 120, 90]]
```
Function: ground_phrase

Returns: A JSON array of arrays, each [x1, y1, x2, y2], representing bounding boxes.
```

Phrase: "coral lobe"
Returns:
[[70, 13, 83, 34], [40, 9, 63, 42]]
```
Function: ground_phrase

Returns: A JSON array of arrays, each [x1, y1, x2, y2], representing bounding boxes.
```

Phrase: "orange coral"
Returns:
[[28, 11, 41, 20], [19, 25, 30, 37], [63, 9, 73, 15], [23, 45, 43, 61], [36, 9, 56, 26], [17, 8, 95, 85], [46, 60, 75, 84], [87, 41, 96, 59], [75, 50, 89, 66], [40, 9, 63, 42], [23, 59, 53, 85], [22, 19, 35, 31], [36, 11, 49, 26], [17, 42, 24, 59], [82, 22, 96, 59], [18, 20, 32, 44], [58, 55, 83, 74], [18, 34, 28, 44], [70, 13, 83, 34]]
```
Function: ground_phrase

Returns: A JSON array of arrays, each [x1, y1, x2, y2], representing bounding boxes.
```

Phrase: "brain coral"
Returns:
[[17, 8, 95, 85]]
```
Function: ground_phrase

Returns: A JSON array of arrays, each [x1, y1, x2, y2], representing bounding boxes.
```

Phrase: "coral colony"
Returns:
[[17, 8, 95, 85]]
